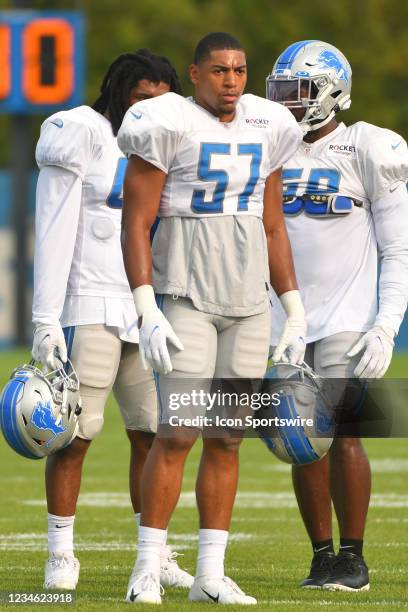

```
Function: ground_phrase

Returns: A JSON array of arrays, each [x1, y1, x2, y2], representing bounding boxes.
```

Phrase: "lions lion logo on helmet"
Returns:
[[316, 50, 350, 82]]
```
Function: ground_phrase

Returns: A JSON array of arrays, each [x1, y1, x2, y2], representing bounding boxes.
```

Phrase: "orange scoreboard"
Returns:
[[0, 11, 84, 113]]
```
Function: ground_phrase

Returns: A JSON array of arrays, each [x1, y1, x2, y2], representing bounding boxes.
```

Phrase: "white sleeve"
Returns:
[[362, 129, 408, 201], [32, 166, 82, 326], [372, 183, 408, 335], [268, 107, 303, 173], [117, 102, 179, 173], [35, 116, 94, 180]]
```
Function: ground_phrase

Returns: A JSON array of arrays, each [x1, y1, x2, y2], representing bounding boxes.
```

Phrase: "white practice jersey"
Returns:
[[270, 121, 408, 344], [34, 106, 138, 340], [119, 92, 302, 218], [118, 92, 302, 316]]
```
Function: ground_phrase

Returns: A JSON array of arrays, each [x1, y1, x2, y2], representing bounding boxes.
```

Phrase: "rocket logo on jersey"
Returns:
[[327, 143, 357, 159], [244, 117, 271, 128]]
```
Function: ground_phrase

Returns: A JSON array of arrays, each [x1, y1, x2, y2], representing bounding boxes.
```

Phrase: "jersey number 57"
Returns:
[[191, 142, 262, 214]]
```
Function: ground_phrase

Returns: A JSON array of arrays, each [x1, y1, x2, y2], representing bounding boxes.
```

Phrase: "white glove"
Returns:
[[133, 285, 184, 374], [272, 290, 307, 365], [32, 323, 67, 372], [347, 325, 395, 378]]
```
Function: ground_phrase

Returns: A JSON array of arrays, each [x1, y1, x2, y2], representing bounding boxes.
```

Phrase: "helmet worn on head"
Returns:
[[256, 362, 335, 465], [0, 359, 82, 459], [266, 40, 352, 132]]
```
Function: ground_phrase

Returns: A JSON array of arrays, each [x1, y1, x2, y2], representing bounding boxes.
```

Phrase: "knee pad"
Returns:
[[76, 386, 109, 440], [77, 415, 105, 440]]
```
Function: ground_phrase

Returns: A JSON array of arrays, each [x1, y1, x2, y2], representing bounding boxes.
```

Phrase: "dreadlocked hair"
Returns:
[[93, 48, 182, 135]]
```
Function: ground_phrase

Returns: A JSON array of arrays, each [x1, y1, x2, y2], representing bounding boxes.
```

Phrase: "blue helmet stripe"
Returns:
[[276, 39, 318, 69], [276, 397, 311, 464], [5, 377, 35, 458], [274, 396, 299, 461], [0, 388, 6, 433], [11, 381, 38, 457], [287, 395, 320, 462], [4, 378, 39, 458], [275, 393, 319, 464], [0, 376, 39, 459], [1, 379, 27, 454]]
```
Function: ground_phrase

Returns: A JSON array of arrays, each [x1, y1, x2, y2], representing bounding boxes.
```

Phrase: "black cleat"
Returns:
[[299, 552, 336, 589], [323, 551, 370, 592]]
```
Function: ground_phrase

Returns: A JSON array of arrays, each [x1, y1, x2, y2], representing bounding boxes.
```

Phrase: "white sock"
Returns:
[[136, 514, 169, 562], [196, 529, 228, 579], [47, 513, 75, 555], [135, 526, 167, 577]]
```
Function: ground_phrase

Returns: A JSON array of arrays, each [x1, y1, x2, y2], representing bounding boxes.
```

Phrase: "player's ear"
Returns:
[[189, 64, 199, 85]]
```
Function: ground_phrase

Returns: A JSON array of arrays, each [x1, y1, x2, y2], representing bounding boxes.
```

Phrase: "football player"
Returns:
[[32, 49, 193, 591], [118, 32, 306, 604], [267, 40, 408, 591]]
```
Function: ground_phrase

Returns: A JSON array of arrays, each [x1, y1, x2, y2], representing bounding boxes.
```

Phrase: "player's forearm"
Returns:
[[33, 167, 82, 325], [121, 217, 153, 289], [376, 264, 408, 335], [266, 226, 298, 295], [373, 184, 408, 335], [263, 168, 298, 294], [122, 155, 166, 290], [376, 252, 408, 334]]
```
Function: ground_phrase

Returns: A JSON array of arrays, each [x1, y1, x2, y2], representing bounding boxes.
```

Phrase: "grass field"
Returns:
[[0, 349, 407, 611]]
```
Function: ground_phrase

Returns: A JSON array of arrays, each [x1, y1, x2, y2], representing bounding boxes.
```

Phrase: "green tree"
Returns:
[[1, 0, 408, 167]]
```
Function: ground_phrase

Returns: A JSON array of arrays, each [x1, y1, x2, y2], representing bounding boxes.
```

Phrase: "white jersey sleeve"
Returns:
[[33, 166, 82, 325], [117, 92, 182, 173], [267, 102, 304, 173], [359, 123, 408, 201], [36, 112, 95, 180], [372, 183, 408, 335]]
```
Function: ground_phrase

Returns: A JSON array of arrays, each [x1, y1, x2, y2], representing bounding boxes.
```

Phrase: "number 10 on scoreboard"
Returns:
[[0, 11, 84, 114]]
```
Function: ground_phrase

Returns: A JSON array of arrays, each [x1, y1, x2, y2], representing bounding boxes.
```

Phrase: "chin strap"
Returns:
[[301, 92, 351, 133], [302, 109, 336, 133]]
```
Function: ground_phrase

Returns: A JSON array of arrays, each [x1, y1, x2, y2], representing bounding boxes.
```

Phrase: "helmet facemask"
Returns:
[[13, 359, 82, 418], [267, 41, 352, 132]]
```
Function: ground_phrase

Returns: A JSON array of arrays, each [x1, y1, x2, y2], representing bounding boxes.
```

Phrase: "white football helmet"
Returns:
[[266, 40, 352, 132], [257, 362, 335, 465], [0, 359, 82, 459]]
